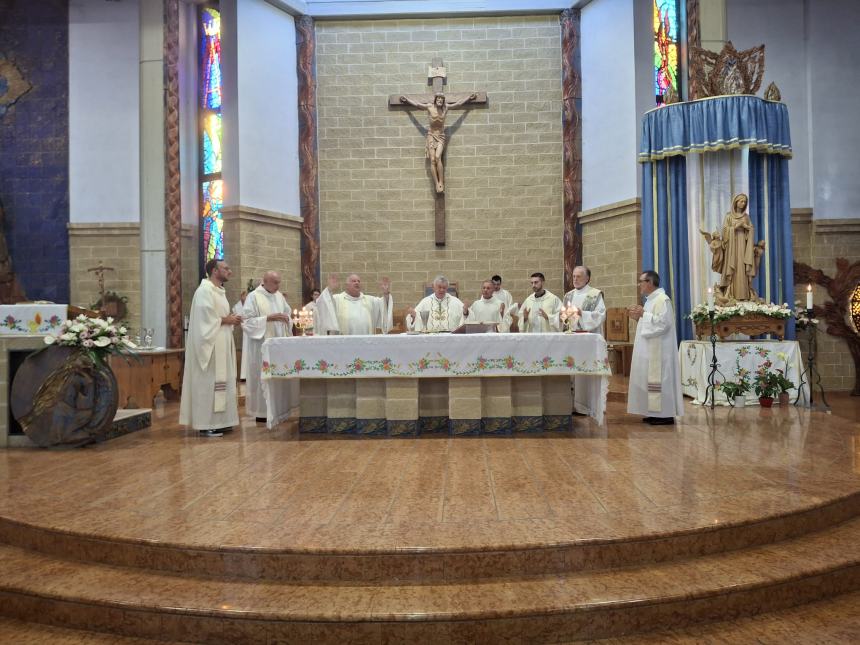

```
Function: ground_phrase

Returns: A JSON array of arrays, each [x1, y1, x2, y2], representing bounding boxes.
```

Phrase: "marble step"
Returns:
[[0, 517, 858, 643], [2, 487, 857, 583]]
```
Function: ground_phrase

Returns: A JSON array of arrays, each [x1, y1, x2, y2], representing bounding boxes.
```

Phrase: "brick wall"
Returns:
[[221, 207, 303, 312], [68, 223, 141, 331], [315, 16, 564, 308], [792, 214, 860, 392]]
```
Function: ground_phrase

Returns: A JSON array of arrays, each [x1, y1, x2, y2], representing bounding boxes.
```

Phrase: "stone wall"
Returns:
[[314, 16, 564, 308], [792, 213, 860, 392], [579, 198, 642, 339], [68, 223, 141, 331], [221, 207, 304, 311]]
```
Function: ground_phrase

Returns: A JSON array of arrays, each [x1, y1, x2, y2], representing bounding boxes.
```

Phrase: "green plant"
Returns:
[[719, 358, 752, 402], [774, 352, 795, 393], [753, 360, 781, 399]]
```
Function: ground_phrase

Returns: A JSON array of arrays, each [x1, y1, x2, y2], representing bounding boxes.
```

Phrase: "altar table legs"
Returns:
[[296, 376, 576, 436]]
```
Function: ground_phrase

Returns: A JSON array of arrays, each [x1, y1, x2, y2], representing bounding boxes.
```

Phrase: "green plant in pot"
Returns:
[[753, 360, 781, 407], [719, 360, 751, 407], [774, 351, 795, 404]]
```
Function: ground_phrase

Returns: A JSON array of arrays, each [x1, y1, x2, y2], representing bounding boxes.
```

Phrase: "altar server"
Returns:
[[465, 280, 510, 331], [314, 273, 393, 335], [626, 270, 683, 425], [407, 275, 466, 332], [179, 259, 241, 437], [242, 271, 292, 421], [519, 272, 561, 333]]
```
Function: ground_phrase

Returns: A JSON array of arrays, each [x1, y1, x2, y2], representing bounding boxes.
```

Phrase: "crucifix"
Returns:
[[389, 57, 488, 246], [87, 261, 115, 301]]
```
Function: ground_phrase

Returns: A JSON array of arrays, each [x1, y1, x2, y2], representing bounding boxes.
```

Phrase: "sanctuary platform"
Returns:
[[0, 393, 858, 642]]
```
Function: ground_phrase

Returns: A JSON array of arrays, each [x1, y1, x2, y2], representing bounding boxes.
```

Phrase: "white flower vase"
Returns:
[[734, 395, 746, 408]]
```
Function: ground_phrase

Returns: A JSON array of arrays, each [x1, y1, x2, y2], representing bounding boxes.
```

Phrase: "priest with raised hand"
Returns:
[[561, 266, 606, 333], [242, 271, 293, 422], [626, 270, 683, 425], [179, 258, 241, 438], [407, 275, 466, 332], [519, 272, 561, 333], [464, 279, 510, 332], [314, 273, 393, 335]]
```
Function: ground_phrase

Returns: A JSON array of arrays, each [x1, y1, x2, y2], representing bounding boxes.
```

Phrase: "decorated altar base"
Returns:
[[680, 340, 808, 406], [262, 333, 611, 435]]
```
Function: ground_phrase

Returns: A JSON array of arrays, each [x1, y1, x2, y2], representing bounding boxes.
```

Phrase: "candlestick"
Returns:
[[707, 287, 714, 312], [806, 284, 813, 310]]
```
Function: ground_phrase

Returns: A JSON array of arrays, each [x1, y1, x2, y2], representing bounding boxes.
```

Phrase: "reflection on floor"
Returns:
[[0, 385, 857, 643]]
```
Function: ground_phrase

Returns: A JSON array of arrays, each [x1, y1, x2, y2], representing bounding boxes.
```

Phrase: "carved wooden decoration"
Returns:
[[560, 8, 583, 292], [695, 315, 785, 341], [296, 16, 321, 304], [795, 258, 860, 395], [686, 0, 701, 99], [164, 0, 183, 348], [689, 41, 765, 98]]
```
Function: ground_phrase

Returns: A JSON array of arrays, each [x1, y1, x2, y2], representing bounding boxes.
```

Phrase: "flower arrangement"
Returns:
[[774, 351, 795, 393], [688, 301, 792, 325], [43, 315, 136, 363], [793, 300, 819, 330], [753, 359, 782, 399]]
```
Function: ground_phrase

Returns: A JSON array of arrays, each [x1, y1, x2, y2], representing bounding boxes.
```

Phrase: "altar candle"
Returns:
[[707, 287, 714, 311], [806, 284, 813, 310]]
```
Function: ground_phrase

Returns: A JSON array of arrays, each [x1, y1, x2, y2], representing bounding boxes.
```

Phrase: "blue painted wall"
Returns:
[[0, 0, 70, 303]]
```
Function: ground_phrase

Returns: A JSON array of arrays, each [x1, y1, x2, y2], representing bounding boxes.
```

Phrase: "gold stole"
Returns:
[[209, 282, 229, 413], [336, 293, 374, 334], [646, 293, 669, 413]]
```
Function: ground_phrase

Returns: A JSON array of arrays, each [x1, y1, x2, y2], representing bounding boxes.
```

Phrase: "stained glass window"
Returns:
[[654, 0, 681, 106], [198, 5, 223, 266]]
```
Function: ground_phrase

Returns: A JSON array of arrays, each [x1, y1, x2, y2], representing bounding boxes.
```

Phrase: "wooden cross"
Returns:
[[389, 57, 487, 246], [87, 261, 115, 300]]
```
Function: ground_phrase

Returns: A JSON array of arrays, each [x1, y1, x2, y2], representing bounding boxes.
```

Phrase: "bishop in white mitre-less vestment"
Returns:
[[180, 265, 240, 433], [407, 277, 465, 332], [519, 273, 561, 333], [314, 274, 393, 335], [242, 273, 293, 420], [562, 267, 607, 415], [627, 273, 683, 423]]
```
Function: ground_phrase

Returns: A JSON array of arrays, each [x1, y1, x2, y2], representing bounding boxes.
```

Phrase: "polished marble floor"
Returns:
[[0, 390, 858, 556]]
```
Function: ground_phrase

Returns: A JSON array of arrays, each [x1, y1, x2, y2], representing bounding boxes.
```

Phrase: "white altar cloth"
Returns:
[[262, 332, 611, 426], [0, 304, 67, 336], [680, 340, 808, 406]]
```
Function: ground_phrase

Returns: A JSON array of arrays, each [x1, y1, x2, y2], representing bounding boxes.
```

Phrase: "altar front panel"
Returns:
[[680, 340, 807, 406], [262, 333, 611, 433]]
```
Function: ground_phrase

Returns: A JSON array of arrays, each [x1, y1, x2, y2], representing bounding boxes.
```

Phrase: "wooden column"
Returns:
[[296, 16, 321, 304], [686, 0, 701, 100], [560, 9, 582, 293], [164, 0, 183, 348]]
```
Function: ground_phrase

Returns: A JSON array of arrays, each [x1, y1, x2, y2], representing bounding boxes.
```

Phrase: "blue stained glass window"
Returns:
[[201, 180, 224, 261], [200, 7, 222, 111], [199, 5, 224, 266], [202, 113, 222, 175]]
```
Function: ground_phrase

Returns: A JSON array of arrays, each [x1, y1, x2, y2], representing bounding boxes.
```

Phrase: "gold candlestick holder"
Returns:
[[291, 308, 314, 336]]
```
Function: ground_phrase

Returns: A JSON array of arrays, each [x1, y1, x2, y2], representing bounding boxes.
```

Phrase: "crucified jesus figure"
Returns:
[[399, 92, 477, 193]]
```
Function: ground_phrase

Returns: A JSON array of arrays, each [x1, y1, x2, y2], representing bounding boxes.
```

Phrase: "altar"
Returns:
[[679, 340, 808, 406], [261, 332, 611, 435]]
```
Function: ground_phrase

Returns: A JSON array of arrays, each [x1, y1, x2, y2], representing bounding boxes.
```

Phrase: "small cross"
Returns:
[[87, 261, 115, 300]]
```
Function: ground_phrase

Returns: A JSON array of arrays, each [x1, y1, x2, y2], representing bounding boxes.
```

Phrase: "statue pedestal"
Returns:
[[695, 314, 785, 340]]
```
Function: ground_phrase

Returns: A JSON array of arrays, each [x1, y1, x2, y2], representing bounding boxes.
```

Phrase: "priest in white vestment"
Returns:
[[519, 272, 561, 333], [626, 270, 683, 425], [179, 259, 241, 437], [233, 293, 249, 381], [561, 266, 607, 416], [242, 271, 293, 421], [465, 280, 510, 331], [314, 274, 393, 335], [491, 274, 515, 312], [406, 275, 466, 332]]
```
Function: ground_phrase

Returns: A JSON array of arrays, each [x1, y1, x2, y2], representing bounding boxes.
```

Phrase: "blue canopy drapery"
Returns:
[[639, 95, 794, 340]]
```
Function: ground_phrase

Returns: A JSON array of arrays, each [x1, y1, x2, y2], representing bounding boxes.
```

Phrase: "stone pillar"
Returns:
[[511, 376, 543, 432], [418, 378, 448, 433], [542, 376, 573, 431], [481, 377, 513, 435], [355, 379, 386, 435], [448, 377, 482, 436], [139, 0, 168, 347], [298, 379, 326, 433], [325, 378, 356, 433]]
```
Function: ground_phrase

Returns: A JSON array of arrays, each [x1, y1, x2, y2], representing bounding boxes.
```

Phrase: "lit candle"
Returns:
[[806, 284, 813, 310], [707, 287, 714, 311]]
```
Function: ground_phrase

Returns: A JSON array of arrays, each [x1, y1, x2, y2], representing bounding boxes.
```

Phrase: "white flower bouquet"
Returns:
[[43, 315, 136, 363], [688, 301, 792, 325], [793, 300, 819, 329]]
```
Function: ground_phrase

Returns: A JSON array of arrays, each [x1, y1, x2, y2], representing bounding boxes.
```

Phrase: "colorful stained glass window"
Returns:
[[654, 0, 681, 105], [200, 7, 222, 111], [199, 4, 223, 266]]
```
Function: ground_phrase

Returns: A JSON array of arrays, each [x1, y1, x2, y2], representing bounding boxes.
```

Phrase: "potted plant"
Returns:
[[753, 361, 781, 408], [773, 351, 794, 405], [719, 359, 751, 407]]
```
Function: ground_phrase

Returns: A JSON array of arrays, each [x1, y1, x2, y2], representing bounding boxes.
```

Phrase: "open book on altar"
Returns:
[[451, 322, 498, 334]]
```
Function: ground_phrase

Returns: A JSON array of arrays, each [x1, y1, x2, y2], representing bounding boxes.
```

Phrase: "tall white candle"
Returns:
[[707, 287, 714, 311], [806, 284, 813, 310]]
